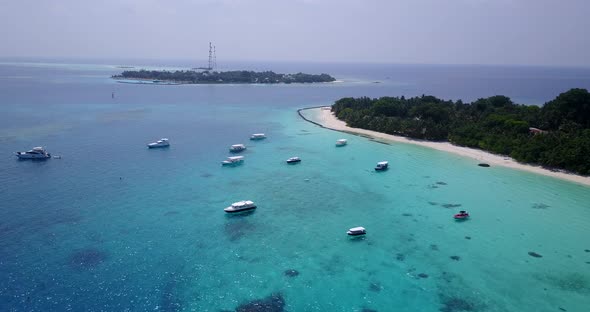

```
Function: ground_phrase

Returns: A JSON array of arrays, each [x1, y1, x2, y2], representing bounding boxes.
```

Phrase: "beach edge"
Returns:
[[298, 106, 590, 187]]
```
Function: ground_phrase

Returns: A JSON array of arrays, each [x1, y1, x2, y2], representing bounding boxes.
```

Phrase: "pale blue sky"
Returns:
[[0, 0, 588, 66]]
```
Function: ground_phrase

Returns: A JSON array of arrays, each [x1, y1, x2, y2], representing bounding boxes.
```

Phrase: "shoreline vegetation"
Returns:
[[298, 90, 590, 187], [112, 69, 336, 84]]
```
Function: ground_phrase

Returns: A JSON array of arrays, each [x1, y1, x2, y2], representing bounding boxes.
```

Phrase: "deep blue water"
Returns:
[[1, 60, 590, 312]]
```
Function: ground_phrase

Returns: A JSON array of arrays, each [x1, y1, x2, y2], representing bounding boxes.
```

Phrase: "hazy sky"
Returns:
[[1, 0, 589, 66]]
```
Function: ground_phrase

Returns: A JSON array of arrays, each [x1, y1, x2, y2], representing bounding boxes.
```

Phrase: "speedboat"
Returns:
[[478, 163, 490, 167], [224, 200, 257, 213], [148, 138, 170, 148], [454, 210, 470, 220], [230, 144, 246, 153], [222, 156, 244, 166], [16, 147, 51, 159], [286, 157, 301, 164], [375, 161, 388, 171], [336, 139, 347, 146], [347, 227, 366, 236], [250, 133, 266, 140]]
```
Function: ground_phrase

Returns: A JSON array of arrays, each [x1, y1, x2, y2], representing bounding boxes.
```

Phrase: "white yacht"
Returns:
[[250, 133, 266, 140], [230, 144, 246, 153], [375, 161, 388, 171], [347, 227, 366, 236], [336, 139, 347, 146], [16, 147, 51, 159], [148, 138, 170, 148], [224, 200, 257, 213], [222, 156, 244, 166], [286, 156, 301, 164]]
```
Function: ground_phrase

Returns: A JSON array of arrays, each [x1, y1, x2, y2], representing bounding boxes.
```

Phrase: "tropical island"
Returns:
[[112, 69, 336, 84], [327, 88, 590, 176]]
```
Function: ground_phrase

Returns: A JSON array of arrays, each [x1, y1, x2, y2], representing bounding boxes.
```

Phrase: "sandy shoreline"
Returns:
[[300, 107, 590, 187]]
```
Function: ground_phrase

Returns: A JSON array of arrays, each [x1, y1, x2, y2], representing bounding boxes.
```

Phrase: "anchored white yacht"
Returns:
[[16, 147, 51, 159], [224, 200, 257, 213], [148, 138, 170, 148], [250, 133, 266, 140], [347, 227, 366, 236], [286, 157, 301, 164], [375, 161, 388, 171], [222, 156, 244, 166], [230, 144, 246, 153], [336, 139, 347, 146]]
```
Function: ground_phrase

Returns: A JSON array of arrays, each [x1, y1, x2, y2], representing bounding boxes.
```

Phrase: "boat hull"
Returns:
[[16, 153, 51, 159], [347, 232, 366, 236], [148, 144, 169, 148], [224, 206, 257, 213]]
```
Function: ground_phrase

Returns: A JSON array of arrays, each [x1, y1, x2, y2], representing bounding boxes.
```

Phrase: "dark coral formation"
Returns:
[[164, 210, 180, 216], [418, 273, 429, 279], [368, 282, 382, 292], [436, 182, 448, 185], [428, 202, 439, 206], [395, 253, 405, 261], [450, 256, 461, 261], [224, 220, 255, 241], [159, 274, 183, 312], [531, 203, 550, 209], [402, 213, 413, 217], [442, 204, 462, 208], [235, 293, 285, 312], [284, 269, 299, 277], [465, 236, 471, 240], [69, 248, 107, 270], [439, 296, 476, 312], [528, 251, 543, 258], [430, 244, 439, 251]]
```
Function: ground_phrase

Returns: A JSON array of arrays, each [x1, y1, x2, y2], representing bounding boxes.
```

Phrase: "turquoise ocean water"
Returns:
[[1, 60, 590, 311]]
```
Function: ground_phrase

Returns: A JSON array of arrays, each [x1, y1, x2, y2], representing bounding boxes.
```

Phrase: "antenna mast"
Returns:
[[208, 42, 213, 70], [213, 45, 217, 70]]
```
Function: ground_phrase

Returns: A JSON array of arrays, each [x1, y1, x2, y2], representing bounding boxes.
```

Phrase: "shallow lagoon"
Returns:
[[0, 61, 589, 311]]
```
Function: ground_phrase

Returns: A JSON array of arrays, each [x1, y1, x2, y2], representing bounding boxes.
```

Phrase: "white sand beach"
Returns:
[[305, 107, 590, 187]]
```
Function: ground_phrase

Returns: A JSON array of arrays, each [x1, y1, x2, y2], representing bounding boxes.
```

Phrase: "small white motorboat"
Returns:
[[336, 139, 347, 146], [148, 138, 170, 148], [347, 227, 366, 236], [16, 147, 51, 159], [224, 200, 257, 213], [250, 133, 266, 140], [222, 156, 244, 166], [230, 144, 246, 153], [286, 156, 301, 164], [375, 161, 388, 171]]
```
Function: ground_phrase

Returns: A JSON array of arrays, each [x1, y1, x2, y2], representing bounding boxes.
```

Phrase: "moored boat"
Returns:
[[454, 210, 470, 220], [15, 147, 51, 159], [230, 144, 246, 153], [148, 138, 170, 148], [286, 157, 301, 164], [375, 161, 388, 171], [250, 133, 266, 140], [222, 156, 244, 166], [336, 139, 347, 146], [347, 227, 366, 236], [224, 200, 257, 213]]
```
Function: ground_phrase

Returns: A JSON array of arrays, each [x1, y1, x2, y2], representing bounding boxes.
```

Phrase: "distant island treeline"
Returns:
[[113, 69, 336, 84], [332, 88, 590, 175]]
